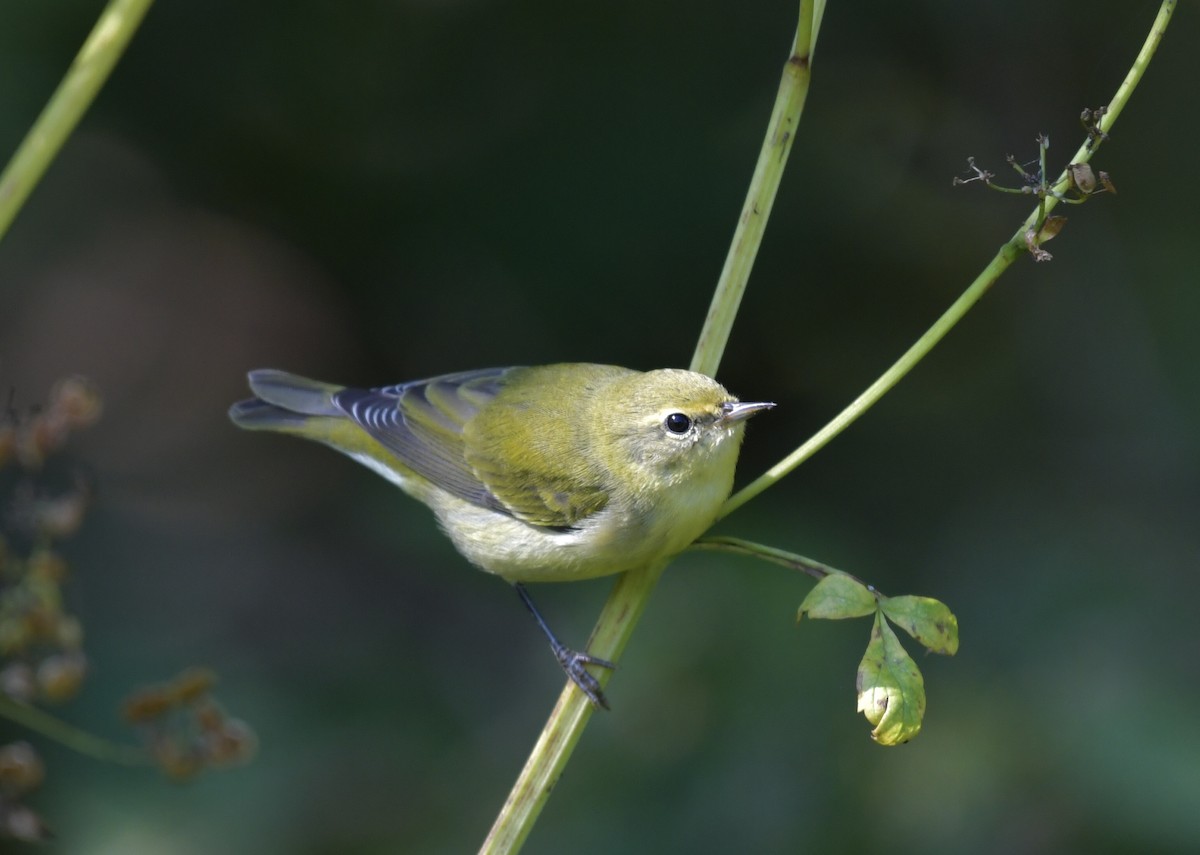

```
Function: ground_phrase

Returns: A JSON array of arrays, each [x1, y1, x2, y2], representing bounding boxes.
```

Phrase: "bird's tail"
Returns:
[[228, 369, 344, 433]]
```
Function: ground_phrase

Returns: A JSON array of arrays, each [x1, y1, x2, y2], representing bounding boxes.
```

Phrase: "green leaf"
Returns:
[[856, 612, 926, 745], [797, 573, 876, 621], [879, 595, 959, 655]]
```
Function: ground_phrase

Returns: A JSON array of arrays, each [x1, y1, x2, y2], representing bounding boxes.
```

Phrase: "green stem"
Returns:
[[721, 248, 1010, 518], [691, 2, 822, 378], [482, 4, 823, 853], [691, 535, 847, 584], [0, 0, 157, 244], [0, 693, 149, 766], [1007, 0, 1174, 243], [721, 0, 1175, 519], [479, 561, 665, 855]]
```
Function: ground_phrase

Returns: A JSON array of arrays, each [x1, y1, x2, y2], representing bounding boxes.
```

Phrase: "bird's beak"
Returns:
[[719, 400, 776, 425]]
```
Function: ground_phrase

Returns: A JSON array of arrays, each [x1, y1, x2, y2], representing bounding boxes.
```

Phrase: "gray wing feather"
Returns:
[[334, 368, 515, 511]]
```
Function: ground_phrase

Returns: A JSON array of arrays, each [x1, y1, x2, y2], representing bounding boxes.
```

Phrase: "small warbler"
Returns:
[[229, 364, 773, 707]]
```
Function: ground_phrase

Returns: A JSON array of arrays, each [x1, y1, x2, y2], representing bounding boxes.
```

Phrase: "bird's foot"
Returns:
[[552, 643, 615, 710]]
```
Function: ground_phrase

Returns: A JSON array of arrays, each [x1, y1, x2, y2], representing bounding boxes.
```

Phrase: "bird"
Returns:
[[229, 363, 773, 708]]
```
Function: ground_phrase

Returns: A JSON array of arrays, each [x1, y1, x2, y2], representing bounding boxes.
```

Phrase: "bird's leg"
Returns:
[[514, 583, 615, 710]]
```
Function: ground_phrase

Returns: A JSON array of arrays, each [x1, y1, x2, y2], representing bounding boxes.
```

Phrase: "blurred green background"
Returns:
[[2, 1, 1198, 852]]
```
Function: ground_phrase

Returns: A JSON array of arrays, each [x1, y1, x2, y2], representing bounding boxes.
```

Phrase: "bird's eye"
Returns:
[[664, 412, 692, 434]]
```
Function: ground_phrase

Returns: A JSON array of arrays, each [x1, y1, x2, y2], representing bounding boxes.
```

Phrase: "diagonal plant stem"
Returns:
[[720, 0, 1175, 520], [480, 4, 824, 853], [0, 694, 149, 766], [0, 0, 157, 245], [478, 559, 667, 855]]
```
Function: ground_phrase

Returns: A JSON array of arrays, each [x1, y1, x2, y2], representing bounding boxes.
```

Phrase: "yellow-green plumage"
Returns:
[[229, 364, 772, 583]]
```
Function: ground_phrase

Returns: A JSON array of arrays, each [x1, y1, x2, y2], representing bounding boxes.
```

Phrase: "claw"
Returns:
[[552, 643, 615, 709], [515, 582, 617, 709]]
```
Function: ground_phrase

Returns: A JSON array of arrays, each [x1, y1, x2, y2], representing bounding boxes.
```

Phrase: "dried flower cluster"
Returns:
[[0, 377, 100, 840], [123, 667, 257, 781], [0, 377, 255, 839], [953, 111, 1116, 262]]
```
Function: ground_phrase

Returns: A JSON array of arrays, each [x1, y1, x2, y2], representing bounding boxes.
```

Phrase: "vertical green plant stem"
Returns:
[[691, 1, 822, 377], [0, 0, 157, 244], [720, 0, 1175, 519], [481, 4, 823, 853]]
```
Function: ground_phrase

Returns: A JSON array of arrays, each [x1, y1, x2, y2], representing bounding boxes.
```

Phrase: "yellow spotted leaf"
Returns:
[[797, 573, 876, 622], [880, 595, 959, 655], [856, 612, 926, 745]]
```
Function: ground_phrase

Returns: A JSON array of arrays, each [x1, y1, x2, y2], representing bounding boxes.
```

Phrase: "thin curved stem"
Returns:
[[721, 0, 1175, 519], [721, 248, 1009, 518], [0, 694, 149, 766], [692, 535, 849, 584]]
